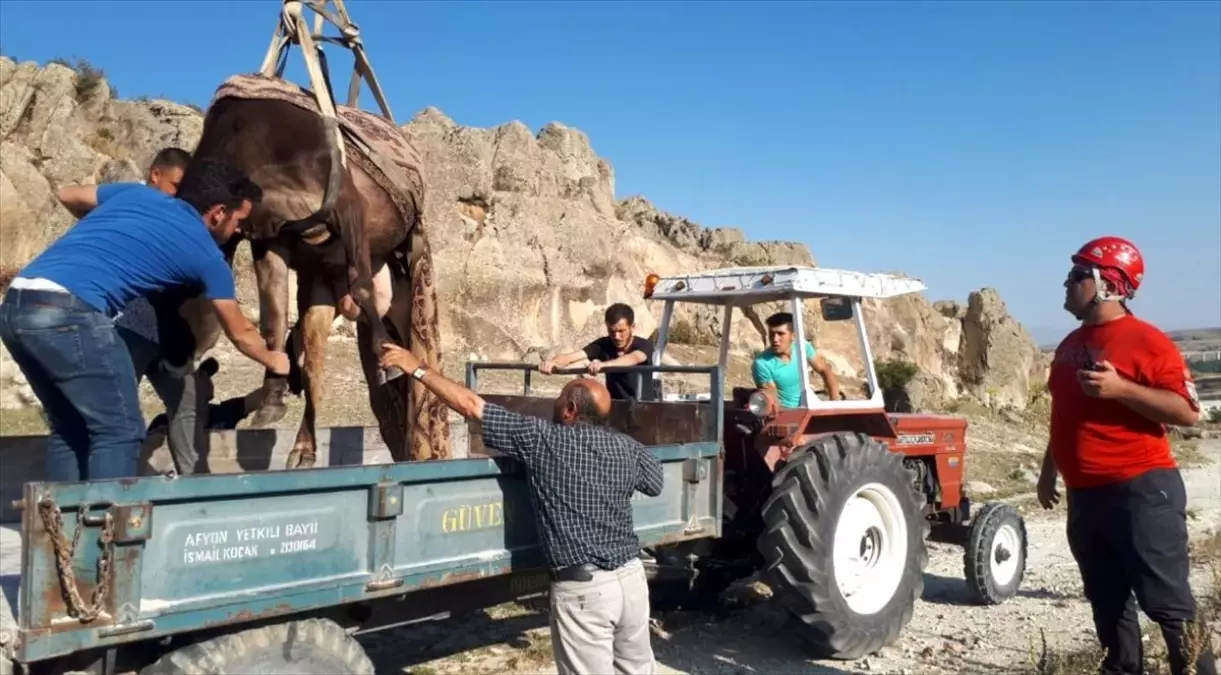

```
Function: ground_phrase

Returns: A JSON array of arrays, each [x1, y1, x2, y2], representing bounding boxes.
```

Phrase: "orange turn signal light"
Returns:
[[643, 273, 661, 299]]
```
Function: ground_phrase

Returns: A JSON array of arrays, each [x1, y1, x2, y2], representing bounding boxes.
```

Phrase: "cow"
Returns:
[[178, 72, 452, 469]]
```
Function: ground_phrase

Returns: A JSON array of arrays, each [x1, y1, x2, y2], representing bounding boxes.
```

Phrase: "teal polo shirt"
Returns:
[[751, 341, 817, 408]]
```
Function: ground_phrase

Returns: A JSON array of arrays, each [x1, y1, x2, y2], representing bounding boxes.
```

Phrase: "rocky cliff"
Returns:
[[0, 56, 1049, 412]]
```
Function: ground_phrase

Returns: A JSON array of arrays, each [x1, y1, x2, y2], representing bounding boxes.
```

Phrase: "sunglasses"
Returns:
[[1066, 267, 1093, 284]]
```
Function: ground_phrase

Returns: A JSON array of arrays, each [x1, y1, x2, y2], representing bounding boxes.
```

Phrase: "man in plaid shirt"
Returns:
[[379, 343, 664, 675]]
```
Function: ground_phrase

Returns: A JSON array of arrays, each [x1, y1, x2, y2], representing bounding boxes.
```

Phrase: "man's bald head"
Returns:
[[553, 378, 612, 425]]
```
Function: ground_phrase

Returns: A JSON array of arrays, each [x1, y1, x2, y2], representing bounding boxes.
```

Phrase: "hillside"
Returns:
[[0, 56, 1049, 415]]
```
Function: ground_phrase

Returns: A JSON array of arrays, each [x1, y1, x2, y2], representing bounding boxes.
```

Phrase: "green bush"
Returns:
[[49, 56, 111, 100], [667, 319, 715, 346], [875, 358, 919, 392]]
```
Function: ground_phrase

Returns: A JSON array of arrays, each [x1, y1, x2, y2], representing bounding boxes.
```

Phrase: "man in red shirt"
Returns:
[[1037, 236, 1215, 675]]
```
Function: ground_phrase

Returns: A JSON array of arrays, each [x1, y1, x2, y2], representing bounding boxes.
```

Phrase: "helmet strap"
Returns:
[[1088, 268, 1136, 317], [1091, 267, 1134, 303]]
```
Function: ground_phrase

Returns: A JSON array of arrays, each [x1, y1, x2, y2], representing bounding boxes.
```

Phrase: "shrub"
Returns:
[[874, 358, 919, 392], [49, 56, 111, 100], [667, 319, 714, 346]]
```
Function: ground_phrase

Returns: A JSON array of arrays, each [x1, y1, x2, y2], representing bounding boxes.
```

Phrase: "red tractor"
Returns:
[[639, 265, 1028, 660]]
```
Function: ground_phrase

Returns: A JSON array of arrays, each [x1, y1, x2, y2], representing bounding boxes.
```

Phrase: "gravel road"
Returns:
[[359, 440, 1221, 675]]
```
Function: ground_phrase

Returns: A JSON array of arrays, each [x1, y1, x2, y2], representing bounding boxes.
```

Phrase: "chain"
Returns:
[[36, 497, 115, 623]]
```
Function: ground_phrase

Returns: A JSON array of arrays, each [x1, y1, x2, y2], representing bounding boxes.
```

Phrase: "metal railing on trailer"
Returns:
[[465, 362, 725, 443]]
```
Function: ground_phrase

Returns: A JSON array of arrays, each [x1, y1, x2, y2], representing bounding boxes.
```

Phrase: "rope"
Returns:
[[258, 0, 395, 123], [253, 0, 408, 238]]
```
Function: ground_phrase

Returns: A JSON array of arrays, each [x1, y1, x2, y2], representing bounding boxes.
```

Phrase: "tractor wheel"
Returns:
[[758, 432, 929, 660], [141, 617, 374, 674], [963, 502, 1027, 605]]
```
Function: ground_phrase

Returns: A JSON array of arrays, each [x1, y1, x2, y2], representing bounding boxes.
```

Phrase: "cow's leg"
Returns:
[[285, 275, 335, 470], [355, 261, 405, 459], [357, 245, 449, 461], [356, 302, 407, 461], [336, 200, 403, 386], [372, 264, 393, 319], [250, 240, 293, 428]]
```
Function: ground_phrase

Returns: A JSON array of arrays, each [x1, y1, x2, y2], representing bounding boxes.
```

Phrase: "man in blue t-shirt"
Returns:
[[0, 160, 291, 482], [84, 146, 214, 476], [751, 311, 840, 408]]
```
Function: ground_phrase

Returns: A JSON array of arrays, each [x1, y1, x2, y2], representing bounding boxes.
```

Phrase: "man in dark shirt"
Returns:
[[539, 302, 658, 401], [378, 342, 665, 675]]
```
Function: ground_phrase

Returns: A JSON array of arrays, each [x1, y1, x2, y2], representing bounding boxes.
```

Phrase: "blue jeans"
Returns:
[[0, 288, 143, 482]]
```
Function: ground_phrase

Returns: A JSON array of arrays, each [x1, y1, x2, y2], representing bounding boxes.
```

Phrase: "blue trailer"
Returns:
[[0, 363, 724, 674]]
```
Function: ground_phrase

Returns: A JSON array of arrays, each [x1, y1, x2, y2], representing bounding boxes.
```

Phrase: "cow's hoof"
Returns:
[[251, 400, 289, 428], [378, 366, 406, 386], [285, 447, 317, 470]]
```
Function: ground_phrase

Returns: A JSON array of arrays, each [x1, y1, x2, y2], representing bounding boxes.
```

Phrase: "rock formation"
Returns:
[[0, 56, 1047, 413]]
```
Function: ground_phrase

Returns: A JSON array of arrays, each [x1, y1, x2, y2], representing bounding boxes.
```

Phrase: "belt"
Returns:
[[3, 287, 98, 313], [549, 563, 598, 583]]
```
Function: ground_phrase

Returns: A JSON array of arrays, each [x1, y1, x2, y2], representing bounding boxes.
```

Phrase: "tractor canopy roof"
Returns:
[[644, 265, 927, 306]]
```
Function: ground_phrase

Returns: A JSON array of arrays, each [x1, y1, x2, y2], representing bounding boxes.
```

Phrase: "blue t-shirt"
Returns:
[[752, 341, 818, 409], [19, 183, 236, 316]]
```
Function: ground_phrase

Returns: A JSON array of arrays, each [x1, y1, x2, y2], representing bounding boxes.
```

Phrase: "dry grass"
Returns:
[[500, 631, 553, 671], [1027, 533, 1221, 675], [1028, 629, 1104, 675], [85, 126, 127, 159], [1174, 438, 1208, 467]]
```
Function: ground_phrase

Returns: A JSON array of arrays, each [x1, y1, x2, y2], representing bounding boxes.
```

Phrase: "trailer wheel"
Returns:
[[758, 432, 929, 660], [141, 617, 374, 674], [963, 502, 1027, 605]]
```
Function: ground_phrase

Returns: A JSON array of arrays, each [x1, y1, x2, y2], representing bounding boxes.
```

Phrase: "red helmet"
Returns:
[[1071, 236, 1144, 299]]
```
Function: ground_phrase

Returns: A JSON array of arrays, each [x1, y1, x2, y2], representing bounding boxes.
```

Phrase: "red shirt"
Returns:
[[1048, 314, 1199, 489]]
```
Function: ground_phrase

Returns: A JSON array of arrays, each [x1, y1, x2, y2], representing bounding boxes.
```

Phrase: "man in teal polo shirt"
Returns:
[[751, 311, 840, 408], [0, 160, 291, 482]]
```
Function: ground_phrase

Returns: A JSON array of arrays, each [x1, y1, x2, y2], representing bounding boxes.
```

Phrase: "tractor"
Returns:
[[637, 265, 1028, 660]]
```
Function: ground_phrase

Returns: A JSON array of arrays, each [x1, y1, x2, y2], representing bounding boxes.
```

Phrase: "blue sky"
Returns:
[[2, 0, 1218, 344]]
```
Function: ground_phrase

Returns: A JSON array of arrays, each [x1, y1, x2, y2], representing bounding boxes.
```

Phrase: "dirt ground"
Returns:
[[355, 442, 1221, 675]]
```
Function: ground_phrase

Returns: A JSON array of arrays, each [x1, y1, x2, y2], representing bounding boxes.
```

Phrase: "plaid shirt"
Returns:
[[480, 403, 664, 570]]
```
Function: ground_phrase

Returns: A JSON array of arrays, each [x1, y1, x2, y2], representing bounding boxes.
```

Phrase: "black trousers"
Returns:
[[1067, 467, 1217, 675]]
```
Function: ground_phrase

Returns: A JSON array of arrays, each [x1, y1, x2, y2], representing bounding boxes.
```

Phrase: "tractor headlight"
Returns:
[[747, 390, 776, 418]]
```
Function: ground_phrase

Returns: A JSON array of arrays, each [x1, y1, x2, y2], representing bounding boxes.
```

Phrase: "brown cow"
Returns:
[[182, 77, 452, 468]]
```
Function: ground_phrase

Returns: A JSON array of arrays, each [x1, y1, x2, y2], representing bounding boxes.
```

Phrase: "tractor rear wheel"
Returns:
[[758, 432, 929, 660]]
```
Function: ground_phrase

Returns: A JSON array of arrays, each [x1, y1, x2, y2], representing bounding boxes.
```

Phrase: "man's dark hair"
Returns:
[[567, 386, 608, 425], [176, 159, 264, 214], [605, 303, 634, 326], [149, 147, 191, 172], [765, 312, 794, 330]]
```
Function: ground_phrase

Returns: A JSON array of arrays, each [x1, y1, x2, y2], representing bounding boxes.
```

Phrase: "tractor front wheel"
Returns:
[[758, 432, 929, 660], [963, 502, 1027, 605]]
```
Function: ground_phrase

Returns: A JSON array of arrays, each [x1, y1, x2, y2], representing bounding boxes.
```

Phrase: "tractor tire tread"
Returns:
[[963, 501, 1027, 605], [140, 617, 374, 675], [757, 431, 929, 660]]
